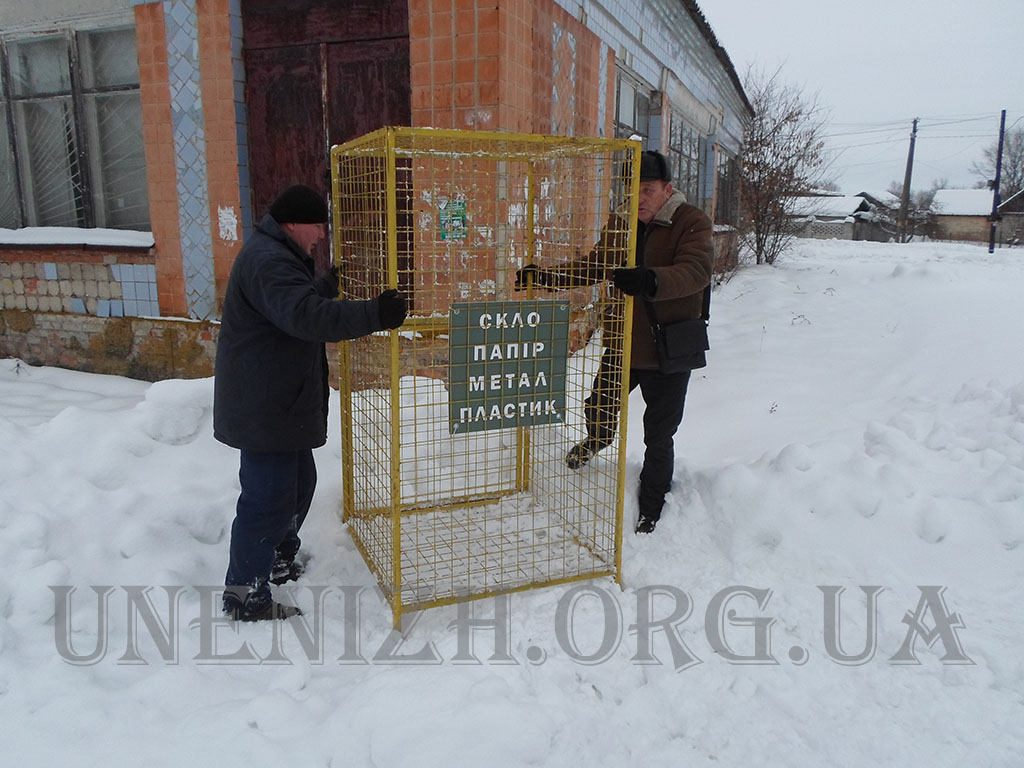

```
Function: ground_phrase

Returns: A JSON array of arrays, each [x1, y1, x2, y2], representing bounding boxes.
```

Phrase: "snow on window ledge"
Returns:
[[0, 227, 155, 249]]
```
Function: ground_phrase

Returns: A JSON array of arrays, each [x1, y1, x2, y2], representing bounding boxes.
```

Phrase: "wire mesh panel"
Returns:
[[331, 127, 640, 627]]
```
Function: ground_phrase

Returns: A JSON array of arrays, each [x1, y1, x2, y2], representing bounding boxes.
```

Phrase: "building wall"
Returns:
[[2, 0, 748, 380], [0, 0, 126, 29], [935, 215, 992, 242]]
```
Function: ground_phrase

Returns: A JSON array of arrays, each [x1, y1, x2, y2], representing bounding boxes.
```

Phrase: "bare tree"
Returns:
[[739, 67, 831, 265], [881, 178, 946, 240], [970, 127, 1024, 199]]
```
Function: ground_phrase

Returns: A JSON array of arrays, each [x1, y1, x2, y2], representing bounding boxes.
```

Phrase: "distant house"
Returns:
[[998, 189, 1024, 245], [931, 190, 993, 242], [931, 188, 1022, 245], [788, 194, 888, 241], [855, 191, 899, 212]]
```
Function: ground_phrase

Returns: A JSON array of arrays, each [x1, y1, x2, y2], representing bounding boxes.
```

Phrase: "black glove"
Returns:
[[612, 267, 657, 297], [315, 265, 340, 298], [377, 289, 407, 329], [514, 264, 554, 291]]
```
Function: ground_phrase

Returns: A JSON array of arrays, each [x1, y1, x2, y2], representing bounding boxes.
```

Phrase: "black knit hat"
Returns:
[[639, 150, 672, 182], [269, 184, 329, 224]]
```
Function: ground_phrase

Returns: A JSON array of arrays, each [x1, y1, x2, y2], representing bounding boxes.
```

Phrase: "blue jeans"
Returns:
[[224, 449, 316, 604]]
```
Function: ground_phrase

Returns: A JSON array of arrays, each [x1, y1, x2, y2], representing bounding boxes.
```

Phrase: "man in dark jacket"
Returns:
[[214, 184, 407, 621], [515, 151, 713, 534]]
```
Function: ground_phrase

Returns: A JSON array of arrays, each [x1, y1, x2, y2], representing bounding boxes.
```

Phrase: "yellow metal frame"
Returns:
[[332, 127, 640, 629]]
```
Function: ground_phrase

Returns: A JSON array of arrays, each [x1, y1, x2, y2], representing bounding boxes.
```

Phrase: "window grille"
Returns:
[[0, 25, 149, 230]]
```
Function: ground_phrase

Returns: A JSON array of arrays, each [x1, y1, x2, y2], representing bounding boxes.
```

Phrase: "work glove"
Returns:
[[315, 265, 340, 298], [377, 289, 408, 329], [612, 266, 657, 297], [514, 264, 555, 290]]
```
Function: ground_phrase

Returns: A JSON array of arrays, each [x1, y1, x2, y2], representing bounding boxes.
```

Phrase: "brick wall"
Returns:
[[409, 0, 609, 137], [135, 1, 188, 318], [935, 215, 992, 243], [1, 309, 216, 381], [197, 0, 245, 307]]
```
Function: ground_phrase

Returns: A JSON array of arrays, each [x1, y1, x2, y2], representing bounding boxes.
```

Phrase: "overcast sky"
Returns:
[[698, 0, 1023, 195]]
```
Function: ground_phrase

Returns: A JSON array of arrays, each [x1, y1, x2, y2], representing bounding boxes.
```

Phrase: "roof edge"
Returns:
[[681, 0, 755, 118]]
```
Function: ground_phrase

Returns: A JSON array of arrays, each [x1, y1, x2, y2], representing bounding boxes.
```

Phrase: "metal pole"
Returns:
[[988, 110, 1007, 254]]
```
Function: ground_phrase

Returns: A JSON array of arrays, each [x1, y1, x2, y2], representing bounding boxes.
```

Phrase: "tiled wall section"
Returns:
[[0, 254, 159, 318], [551, 23, 577, 135], [163, 0, 216, 321]]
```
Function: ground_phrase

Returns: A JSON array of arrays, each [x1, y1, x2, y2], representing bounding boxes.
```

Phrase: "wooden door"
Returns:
[[243, 0, 410, 271]]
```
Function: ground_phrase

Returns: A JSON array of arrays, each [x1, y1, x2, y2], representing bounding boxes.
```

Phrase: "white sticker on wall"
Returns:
[[218, 206, 238, 242]]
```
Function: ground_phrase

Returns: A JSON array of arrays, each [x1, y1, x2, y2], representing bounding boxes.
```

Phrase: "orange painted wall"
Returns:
[[134, 2, 187, 317], [197, 0, 244, 310]]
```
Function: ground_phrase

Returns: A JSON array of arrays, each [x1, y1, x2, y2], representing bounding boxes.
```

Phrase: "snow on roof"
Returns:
[[790, 195, 870, 218], [856, 191, 900, 209], [0, 227, 154, 248], [931, 189, 994, 216]]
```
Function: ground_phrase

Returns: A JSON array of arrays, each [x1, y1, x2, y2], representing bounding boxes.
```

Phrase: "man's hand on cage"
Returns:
[[514, 264, 555, 291], [612, 266, 657, 297], [377, 289, 408, 329]]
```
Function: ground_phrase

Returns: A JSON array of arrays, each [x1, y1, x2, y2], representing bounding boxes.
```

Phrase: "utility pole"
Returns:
[[988, 109, 1006, 254], [897, 118, 918, 243]]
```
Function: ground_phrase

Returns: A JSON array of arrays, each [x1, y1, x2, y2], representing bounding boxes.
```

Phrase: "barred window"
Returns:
[[667, 110, 700, 205], [1, 25, 149, 230], [715, 152, 739, 227]]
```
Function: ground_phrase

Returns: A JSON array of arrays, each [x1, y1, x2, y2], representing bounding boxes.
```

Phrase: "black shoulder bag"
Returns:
[[642, 283, 711, 373]]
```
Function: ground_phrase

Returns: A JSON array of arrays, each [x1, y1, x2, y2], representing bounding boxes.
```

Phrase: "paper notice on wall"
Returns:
[[218, 206, 238, 242]]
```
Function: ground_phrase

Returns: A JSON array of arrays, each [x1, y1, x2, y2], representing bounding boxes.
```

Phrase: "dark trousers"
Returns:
[[584, 348, 691, 519], [224, 448, 316, 603]]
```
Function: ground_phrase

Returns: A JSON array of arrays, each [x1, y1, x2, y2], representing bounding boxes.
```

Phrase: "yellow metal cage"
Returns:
[[330, 127, 640, 628]]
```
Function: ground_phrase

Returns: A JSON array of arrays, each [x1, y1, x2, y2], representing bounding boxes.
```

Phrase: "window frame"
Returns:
[[714, 150, 739, 227], [613, 69, 653, 145], [0, 23, 148, 231], [667, 109, 701, 206]]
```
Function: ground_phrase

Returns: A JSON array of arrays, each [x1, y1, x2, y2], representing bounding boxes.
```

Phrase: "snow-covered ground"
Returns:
[[2, 238, 1022, 767]]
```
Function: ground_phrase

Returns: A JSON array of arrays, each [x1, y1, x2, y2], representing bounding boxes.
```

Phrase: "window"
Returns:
[[667, 110, 700, 206], [613, 72, 651, 143], [1, 25, 149, 230], [715, 152, 739, 227]]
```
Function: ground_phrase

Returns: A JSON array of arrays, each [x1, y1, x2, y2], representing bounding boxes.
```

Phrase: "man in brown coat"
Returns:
[[516, 150, 713, 533]]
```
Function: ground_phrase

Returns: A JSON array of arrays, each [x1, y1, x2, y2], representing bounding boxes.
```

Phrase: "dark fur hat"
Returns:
[[639, 150, 672, 183]]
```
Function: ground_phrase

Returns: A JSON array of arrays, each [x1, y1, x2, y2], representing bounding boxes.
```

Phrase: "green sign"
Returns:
[[449, 300, 570, 434], [438, 198, 467, 241]]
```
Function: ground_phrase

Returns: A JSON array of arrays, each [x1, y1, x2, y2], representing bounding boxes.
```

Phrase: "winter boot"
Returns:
[[223, 589, 302, 622], [635, 513, 659, 534], [566, 438, 600, 470], [270, 556, 306, 586]]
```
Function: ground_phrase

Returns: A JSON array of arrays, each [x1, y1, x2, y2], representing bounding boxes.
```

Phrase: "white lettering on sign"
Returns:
[[449, 300, 568, 435], [484, 372, 549, 391], [458, 400, 558, 423], [477, 311, 542, 329], [472, 342, 546, 361]]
